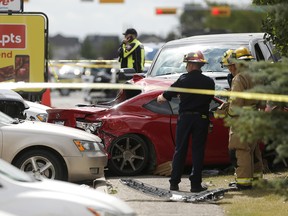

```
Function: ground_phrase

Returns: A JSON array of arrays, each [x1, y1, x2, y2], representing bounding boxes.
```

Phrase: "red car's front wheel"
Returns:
[[108, 134, 149, 176]]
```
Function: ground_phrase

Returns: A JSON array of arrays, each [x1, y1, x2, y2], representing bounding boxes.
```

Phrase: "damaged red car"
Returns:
[[47, 87, 229, 176]]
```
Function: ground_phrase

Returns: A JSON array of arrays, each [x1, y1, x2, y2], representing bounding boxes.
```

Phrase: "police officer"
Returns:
[[157, 51, 215, 192], [224, 47, 263, 189], [118, 28, 145, 73]]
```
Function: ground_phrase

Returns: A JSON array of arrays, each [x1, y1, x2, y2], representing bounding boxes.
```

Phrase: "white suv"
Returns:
[[120, 33, 279, 92]]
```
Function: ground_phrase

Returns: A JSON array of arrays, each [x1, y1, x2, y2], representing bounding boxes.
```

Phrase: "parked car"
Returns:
[[0, 158, 136, 216], [48, 86, 229, 176], [0, 89, 50, 122], [49, 62, 84, 96], [81, 61, 118, 104], [24, 100, 51, 122], [0, 111, 107, 182]]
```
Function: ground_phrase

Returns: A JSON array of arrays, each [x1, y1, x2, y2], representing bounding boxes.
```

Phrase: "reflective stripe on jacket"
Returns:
[[236, 177, 253, 186]]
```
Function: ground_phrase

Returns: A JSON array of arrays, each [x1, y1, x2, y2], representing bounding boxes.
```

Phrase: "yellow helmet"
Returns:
[[233, 47, 254, 60], [227, 47, 255, 65], [220, 49, 234, 67]]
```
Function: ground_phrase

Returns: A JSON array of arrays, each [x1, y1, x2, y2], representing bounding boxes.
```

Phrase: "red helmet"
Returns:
[[183, 51, 208, 64]]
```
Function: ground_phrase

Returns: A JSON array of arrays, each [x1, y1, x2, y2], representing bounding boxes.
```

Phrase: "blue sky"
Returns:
[[24, 0, 252, 41]]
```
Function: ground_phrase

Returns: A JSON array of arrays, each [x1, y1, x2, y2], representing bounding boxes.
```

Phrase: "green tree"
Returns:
[[81, 37, 96, 59], [180, 2, 265, 36], [99, 39, 119, 59], [180, 4, 208, 36], [253, 0, 288, 57], [224, 0, 288, 197], [205, 9, 265, 33], [225, 60, 288, 162]]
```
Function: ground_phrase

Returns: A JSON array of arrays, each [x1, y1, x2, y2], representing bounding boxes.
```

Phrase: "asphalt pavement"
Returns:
[[51, 90, 226, 216]]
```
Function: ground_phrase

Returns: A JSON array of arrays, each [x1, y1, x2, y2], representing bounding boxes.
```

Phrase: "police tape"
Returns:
[[48, 60, 120, 69], [0, 82, 288, 103], [48, 60, 152, 69]]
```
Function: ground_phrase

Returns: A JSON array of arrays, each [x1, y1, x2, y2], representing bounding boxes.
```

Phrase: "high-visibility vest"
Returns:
[[119, 39, 145, 73]]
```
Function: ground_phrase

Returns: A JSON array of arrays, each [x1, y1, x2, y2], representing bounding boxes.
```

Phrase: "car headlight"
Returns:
[[76, 121, 102, 133], [36, 113, 48, 122], [74, 140, 105, 152]]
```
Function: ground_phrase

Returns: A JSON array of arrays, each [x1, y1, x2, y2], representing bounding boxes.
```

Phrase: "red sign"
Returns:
[[0, 24, 26, 49]]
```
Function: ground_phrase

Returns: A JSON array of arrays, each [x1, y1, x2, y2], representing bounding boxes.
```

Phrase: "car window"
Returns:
[[209, 99, 222, 112], [144, 43, 164, 61], [143, 97, 222, 115], [168, 98, 222, 115], [143, 98, 173, 115], [149, 44, 248, 77], [145, 47, 159, 61], [255, 41, 280, 62]]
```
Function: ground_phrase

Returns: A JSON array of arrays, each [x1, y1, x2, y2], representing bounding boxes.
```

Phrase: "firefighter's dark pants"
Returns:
[[169, 112, 209, 188]]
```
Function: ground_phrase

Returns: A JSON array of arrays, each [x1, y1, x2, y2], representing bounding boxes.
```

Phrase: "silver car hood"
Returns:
[[2, 120, 101, 142]]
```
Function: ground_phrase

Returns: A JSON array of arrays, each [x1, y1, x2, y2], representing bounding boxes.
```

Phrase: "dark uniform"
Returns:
[[162, 69, 215, 192]]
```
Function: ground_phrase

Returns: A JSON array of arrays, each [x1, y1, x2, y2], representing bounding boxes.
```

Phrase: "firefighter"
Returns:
[[224, 47, 263, 189], [157, 51, 215, 192], [220, 49, 235, 89], [118, 28, 145, 73]]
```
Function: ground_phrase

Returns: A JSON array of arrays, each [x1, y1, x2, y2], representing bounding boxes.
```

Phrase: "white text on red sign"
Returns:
[[0, 24, 26, 49]]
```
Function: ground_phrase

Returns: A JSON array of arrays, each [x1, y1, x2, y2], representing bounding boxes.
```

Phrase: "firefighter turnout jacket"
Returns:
[[228, 71, 263, 187]]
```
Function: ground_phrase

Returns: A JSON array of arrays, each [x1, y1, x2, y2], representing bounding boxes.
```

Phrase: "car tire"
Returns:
[[14, 149, 67, 181], [108, 134, 149, 176]]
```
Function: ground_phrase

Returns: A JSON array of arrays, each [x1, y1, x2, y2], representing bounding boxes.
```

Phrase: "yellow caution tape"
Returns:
[[48, 59, 120, 69], [0, 82, 287, 103], [48, 59, 154, 69]]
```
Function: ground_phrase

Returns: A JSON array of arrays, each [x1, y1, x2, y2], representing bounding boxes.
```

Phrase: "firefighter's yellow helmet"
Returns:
[[220, 49, 234, 67], [233, 47, 254, 60], [227, 47, 255, 65]]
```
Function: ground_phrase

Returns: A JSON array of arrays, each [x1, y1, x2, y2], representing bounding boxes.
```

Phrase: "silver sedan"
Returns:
[[0, 111, 107, 182]]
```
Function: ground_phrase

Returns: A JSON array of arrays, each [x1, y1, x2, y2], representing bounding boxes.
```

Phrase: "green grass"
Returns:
[[203, 169, 288, 216]]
